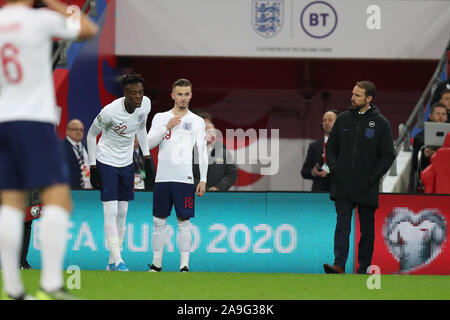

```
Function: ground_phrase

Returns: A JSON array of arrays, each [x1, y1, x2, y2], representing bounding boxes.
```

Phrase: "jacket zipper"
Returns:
[[349, 120, 360, 191]]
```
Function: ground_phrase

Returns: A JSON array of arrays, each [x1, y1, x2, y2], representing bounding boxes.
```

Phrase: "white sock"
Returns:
[[0, 205, 25, 298], [103, 201, 122, 266], [177, 218, 192, 269], [108, 237, 121, 266], [152, 216, 167, 268], [117, 201, 128, 249], [40, 204, 69, 293]]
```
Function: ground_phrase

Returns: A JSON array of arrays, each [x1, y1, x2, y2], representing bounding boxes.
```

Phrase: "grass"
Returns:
[[2, 270, 450, 300]]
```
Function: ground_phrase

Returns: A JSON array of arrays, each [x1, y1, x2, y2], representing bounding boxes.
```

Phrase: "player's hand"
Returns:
[[208, 186, 219, 192], [196, 181, 206, 197], [42, 0, 98, 40], [90, 166, 101, 189], [166, 116, 182, 130]]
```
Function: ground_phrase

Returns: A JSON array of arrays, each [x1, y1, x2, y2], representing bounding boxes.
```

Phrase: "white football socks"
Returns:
[[103, 200, 123, 266], [177, 218, 192, 270], [0, 205, 25, 298], [152, 216, 167, 268], [117, 201, 128, 250], [152, 217, 192, 270], [39, 204, 70, 293]]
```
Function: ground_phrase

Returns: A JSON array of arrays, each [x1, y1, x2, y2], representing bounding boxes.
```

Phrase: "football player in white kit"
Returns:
[[87, 74, 151, 272], [0, 0, 97, 300], [147, 78, 208, 272]]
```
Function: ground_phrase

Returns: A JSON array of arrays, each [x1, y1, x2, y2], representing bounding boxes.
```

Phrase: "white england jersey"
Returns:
[[0, 5, 80, 124], [88, 96, 151, 167], [148, 110, 208, 184]]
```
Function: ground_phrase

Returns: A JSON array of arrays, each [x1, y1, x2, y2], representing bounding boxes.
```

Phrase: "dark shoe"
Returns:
[[21, 261, 32, 270], [356, 267, 369, 274], [148, 264, 162, 272], [180, 266, 189, 272], [323, 263, 345, 274], [1, 290, 36, 300]]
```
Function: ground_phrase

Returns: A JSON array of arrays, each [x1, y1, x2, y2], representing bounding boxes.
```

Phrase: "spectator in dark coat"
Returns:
[[63, 119, 91, 189], [193, 118, 237, 191], [301, 109, 339, 191]]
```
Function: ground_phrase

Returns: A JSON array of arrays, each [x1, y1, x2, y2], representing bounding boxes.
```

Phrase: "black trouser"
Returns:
[[333, 199, 376, 274]]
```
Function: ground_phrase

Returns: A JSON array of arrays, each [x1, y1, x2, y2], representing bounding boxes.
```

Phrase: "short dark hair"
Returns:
[[120, 73, 145, 89], [356, 80, 376, 100], [325, 108, 339, 117], [172, 78, 192, 90], [430, 102, 447, 114]]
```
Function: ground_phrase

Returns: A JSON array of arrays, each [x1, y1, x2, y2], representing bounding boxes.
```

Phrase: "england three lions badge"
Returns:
[[252, 0, 284, 38]]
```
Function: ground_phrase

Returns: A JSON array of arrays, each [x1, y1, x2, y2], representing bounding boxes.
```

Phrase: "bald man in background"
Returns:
[[63, 119, 92, 189]]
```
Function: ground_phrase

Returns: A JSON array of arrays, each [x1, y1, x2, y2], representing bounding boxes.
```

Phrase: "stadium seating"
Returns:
[[421, 132, 450, 194]]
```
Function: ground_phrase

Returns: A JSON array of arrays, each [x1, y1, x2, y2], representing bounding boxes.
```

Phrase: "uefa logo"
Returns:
[[300, 1, 338, 39]]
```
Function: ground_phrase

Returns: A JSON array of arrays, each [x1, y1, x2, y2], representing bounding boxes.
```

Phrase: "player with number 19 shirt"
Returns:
[[147, 78, 208, 273], [149, 111, 207, 184]]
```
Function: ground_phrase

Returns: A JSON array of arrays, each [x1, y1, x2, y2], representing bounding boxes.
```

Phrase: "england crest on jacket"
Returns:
[[252, 0, 284, 38]]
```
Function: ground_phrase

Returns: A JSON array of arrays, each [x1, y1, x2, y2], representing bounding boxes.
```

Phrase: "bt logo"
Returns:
[[300, 1, 338, 39]]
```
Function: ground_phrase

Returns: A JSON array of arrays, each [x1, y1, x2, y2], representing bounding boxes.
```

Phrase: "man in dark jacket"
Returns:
[[63, 119, 91, 189], [323, 81, 396, 275], [301, 109, 339, 191], [194, 121, 237, 191]]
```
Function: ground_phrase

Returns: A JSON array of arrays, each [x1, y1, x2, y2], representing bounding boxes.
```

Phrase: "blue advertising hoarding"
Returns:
[[27, 191, 354, 273]]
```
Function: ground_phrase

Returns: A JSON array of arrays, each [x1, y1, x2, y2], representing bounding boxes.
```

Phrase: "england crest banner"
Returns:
[[116, 0, 450, 59], [252, 1, 284, 38]]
